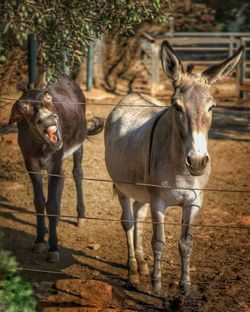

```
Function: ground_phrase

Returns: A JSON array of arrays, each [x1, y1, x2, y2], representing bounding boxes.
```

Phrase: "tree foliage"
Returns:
[[0, 0, 168, 77]]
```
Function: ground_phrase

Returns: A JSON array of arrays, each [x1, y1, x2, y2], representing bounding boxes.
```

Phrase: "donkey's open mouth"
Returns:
[[43, 123, 62, 150], [45, 125, 58, 143]]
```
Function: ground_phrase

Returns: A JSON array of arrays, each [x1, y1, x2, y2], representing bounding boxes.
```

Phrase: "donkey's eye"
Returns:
[[172, 103, 183, 112], [208, 104, 215, 112], [34, 106, 39, 113]]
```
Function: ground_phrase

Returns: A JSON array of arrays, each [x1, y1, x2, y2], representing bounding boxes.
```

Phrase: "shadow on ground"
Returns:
[[210, 107, 250, 142]]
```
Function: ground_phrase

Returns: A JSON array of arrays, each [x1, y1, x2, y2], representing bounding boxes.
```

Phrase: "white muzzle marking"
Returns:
[[191, 131, 208, 156]]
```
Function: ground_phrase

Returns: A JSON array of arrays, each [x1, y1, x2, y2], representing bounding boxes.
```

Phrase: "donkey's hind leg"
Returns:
[[116, 188, 139, 286], [133, 201, 149, 276], [73, 145, 86, 227]]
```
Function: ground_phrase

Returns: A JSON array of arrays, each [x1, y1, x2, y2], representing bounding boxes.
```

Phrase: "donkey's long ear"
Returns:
[[202, 46, 244, 84], [34, 69, 47, 89], [161, 40, 185, 85], [9, 101, 34, 125], [9, 102, 24, 125]]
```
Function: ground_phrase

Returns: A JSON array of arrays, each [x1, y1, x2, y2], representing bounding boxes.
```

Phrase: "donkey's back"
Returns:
[[105, 93, 164, 139], [105, 93, 164, 202]]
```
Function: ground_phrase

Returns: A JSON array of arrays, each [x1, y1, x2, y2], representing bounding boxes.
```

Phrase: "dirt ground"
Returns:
[[0, 91, 249, 311]]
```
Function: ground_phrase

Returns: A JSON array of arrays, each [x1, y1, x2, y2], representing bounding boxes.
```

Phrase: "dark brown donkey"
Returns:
[[9, 76, 104, 262]]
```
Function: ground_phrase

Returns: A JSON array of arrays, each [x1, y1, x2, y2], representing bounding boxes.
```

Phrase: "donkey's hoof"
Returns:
[[128, 274, 140, 287], [152, 280, 162, 295], [180, 283, 191, 295], [138, 261, 149, 276], [77, 218, 86, 227], [33, 242, 46, 254], [48, 251, 60, 262]]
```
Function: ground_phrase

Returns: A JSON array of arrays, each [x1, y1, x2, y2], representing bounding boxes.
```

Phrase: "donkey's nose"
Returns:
[[186, 153, 209, 175]]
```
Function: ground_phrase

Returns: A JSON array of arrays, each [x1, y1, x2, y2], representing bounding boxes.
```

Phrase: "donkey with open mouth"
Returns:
[[104, 41, 243, 294], [9, 76, 104, 262]]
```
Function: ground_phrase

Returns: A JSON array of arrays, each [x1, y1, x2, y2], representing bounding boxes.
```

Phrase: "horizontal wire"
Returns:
[[1, 96, 250, 111], [17, 267, 247, 286], [0, 209, 249, 230], [3, 167, 250, 194], [0, 96, 167, 108], [17, 267, 66, 275]]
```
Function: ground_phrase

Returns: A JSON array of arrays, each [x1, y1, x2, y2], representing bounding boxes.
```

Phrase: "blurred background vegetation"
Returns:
[[1, 1, 250, 78], [0, 247, 36, 312], [0, 0, 250, 92]]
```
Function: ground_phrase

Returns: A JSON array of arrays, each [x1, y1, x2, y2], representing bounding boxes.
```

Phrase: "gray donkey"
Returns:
[[104, 41, 243, 294]]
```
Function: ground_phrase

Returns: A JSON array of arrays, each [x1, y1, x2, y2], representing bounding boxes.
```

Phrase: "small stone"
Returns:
[[87, 243, 101, 251], [147, 256, 153, 263], [3, 133, 18, 145]]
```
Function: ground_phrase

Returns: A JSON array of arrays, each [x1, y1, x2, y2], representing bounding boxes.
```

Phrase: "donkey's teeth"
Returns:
[[47, 125, 57, 133]]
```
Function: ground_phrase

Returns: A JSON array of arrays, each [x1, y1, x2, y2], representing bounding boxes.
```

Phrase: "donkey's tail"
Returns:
[[87, 116, 105, 136]]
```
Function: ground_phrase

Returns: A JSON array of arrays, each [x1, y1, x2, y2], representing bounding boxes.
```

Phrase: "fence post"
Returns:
[[62, 50, 69, 76], [150, 43, 159, 97], [169, 16, 175, 35], [229, 36, 234, 57], [239, 38, 246, 99], [27, 34, 37, 88], [86, 40, 94, 91], [93, 39, 104, 88]]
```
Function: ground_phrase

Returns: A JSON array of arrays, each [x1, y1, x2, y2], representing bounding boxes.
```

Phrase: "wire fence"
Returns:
[[0, 94, 249, 308], [0, 87, 249, 312], [0, 163, 249, 230], [1, 172, 249, 308], [0, 167, 249, 230], [16, 267, 247, 286], [0, 103, 248, 230], [1, 96, 250, 110], [3, 167, 250, 194], [1, 208, 249, 230]]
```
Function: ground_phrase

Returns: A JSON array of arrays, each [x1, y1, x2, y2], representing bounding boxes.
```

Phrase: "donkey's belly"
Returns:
[[115, 182, 150, 203], [114, 179, 201, 207], [105, 148, 151, 203], [159, 188, 200, 207]]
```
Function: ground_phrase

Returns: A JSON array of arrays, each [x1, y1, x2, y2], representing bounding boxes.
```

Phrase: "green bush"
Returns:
[[0, 250, 36, 312]]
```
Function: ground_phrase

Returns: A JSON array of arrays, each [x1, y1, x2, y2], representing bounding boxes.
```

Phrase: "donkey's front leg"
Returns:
[[27, 166, 47, 254], [46, 160, 64, 262], [179, 204, 200, 294], [73, 145, 86, 227], [150, 200, 166, 294]]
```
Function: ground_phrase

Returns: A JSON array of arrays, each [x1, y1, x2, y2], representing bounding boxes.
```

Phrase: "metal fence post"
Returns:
[[27, 34, 37, 88], [229, 36, 234, 57], [151, 43, 159, 97], [93, 39, 104, 88], [86, 40, 94, 91], [239, 37, 246, 99], [62, 50, 69, 76]]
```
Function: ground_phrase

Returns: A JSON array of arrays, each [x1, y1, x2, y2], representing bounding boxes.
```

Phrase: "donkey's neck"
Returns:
[[162, 108, 185, 162], [149, 108, 186, 178]]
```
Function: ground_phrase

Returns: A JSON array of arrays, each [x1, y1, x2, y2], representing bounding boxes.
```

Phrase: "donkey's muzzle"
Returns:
[[186, 152, 209, 176]]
